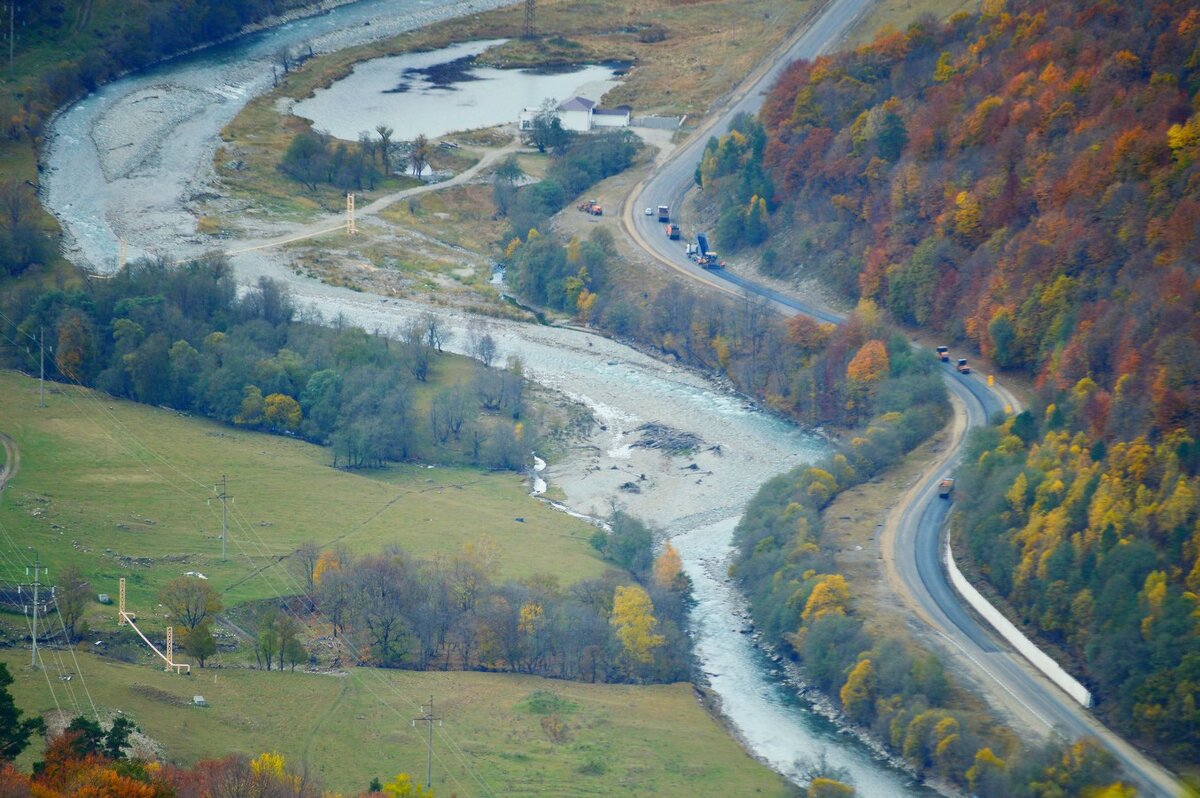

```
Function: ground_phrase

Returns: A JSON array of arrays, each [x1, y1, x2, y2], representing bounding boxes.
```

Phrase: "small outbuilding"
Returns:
[[592, 106, 631, 128]]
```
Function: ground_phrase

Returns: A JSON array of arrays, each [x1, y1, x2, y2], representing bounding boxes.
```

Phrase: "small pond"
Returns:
[[292, 39, 620, 141]]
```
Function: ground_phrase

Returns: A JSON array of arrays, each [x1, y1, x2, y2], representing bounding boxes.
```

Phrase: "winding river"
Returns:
[[41, 1, 933, 793]]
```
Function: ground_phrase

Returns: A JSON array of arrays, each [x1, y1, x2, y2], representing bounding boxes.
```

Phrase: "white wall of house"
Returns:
[[592, 110, 630, 128], [558, 109, 592, 132]]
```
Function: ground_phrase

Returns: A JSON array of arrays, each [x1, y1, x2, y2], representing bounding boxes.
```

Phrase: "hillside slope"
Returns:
[[713, 0, 1200, 773]]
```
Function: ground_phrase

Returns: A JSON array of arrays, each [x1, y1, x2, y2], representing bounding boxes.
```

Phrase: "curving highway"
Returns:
[[616, 0, 1183, 794]]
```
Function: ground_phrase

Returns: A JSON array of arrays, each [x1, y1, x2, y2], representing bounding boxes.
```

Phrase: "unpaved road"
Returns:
[[0, 432, 19, 497]]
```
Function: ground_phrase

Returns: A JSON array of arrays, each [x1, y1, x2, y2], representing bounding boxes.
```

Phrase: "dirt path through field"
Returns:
[[0, 432, 20, 497]]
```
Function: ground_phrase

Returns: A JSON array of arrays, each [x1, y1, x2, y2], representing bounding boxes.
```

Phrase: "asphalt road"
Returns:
[[617, 0, 1184, 794]]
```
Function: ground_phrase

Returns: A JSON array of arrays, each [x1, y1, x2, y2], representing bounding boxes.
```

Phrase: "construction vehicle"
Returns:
[[657, 205, 670, 222], [577, 199, 603, 215], [956, 358, 970, 374], [936, 346, 949, 362], [665, 223, 680, 240], [693, 232, 723, 268], [938, 478, 955, 498]]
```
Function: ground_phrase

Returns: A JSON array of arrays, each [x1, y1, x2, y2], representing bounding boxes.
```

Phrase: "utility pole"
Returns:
[[412, 696, 441, 790], [523, 0, 535, 38], [8, 2, 14, 82], [22, 551, 47, 667], [38, 326, 45, 408], [215, 475, 230, 561]]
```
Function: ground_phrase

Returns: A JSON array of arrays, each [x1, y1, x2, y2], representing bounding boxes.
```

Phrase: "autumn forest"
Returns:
[[711, 0, 1200, 776]]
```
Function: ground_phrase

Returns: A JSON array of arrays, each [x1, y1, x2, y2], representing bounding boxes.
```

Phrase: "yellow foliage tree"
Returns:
[[846, 340, 890, 385], [383, 772, 435, 797], [966, 747, 1006, 793], [518, 601, 544, 635], [839, 658, 874, 722], [576, 288, 598, 323], [610, 585, 664, 664], [652, 542, 684, 590], [251, 752, 290, 784], [953, 190, 983, 244], [263, 393, 302, 432], [1139, 570, 1167, 639], [802, 574, 850, 624], [313, 550, 341, 585], [809, 778, 855, 797]]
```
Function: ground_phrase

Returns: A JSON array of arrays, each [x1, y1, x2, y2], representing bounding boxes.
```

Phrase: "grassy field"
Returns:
[[0, 650, 791, 797], [0, 369, 606, 617]]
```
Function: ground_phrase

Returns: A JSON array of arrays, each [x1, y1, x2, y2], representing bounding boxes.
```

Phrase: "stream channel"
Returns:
[[40, 0, 934, 793]]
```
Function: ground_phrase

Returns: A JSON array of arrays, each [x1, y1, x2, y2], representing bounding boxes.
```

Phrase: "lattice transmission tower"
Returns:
[[523, 0, 535, 38]]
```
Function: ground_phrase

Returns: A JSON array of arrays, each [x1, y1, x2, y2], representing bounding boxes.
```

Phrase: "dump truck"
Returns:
[[665, 223, 680, 240], [577, 199, 603, 215], [938, 478, 955, 498], [694, 232, 722, 268], [956, 358, 970, 374], [657, 205, 670, 223], [936, 346, 950, 362]]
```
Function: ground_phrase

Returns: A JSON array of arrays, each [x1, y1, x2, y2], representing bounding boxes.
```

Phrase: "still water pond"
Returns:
[[293, 39, 618, 141]]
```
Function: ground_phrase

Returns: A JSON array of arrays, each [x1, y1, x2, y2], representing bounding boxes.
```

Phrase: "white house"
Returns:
[[556, 96, 596, 132], [518, 96, 630, 133]]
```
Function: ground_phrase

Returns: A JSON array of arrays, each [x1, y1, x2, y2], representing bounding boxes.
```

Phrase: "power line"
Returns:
[[215, 474, 231, 561], [20, 549, 46, 667], [0, 314, 499, 795], [413, 695, 442, 790]]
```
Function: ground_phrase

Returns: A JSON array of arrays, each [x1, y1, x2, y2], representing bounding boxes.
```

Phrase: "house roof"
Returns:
[[557, 96, 596, 112], [593, 108, 630, 116]]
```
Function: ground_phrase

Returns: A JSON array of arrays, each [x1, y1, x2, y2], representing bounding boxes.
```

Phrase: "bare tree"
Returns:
[[375, 125, 394, 175], [419, 311, 450, 352], [295, 541, 320, 594], [55, 566, 91, 642], [357, 131, 377, 189], [467, 319, 498, 367], [350, 553, 415, 664], [429, 384, 471, 443], [399, 319, 433, 382], [408, 133, 430, 177], [274, 46, 293, 74]]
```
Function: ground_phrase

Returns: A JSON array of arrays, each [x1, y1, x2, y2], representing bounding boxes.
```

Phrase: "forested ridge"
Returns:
[[2, 0, 327, 146], [713, 0, 1200, 777]]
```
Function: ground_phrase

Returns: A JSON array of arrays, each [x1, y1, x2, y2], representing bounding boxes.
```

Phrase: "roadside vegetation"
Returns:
[[702, 0, 1200, 777]]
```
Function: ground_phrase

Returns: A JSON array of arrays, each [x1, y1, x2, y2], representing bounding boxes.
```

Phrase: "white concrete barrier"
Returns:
[[944, 536, 1094, 708]]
